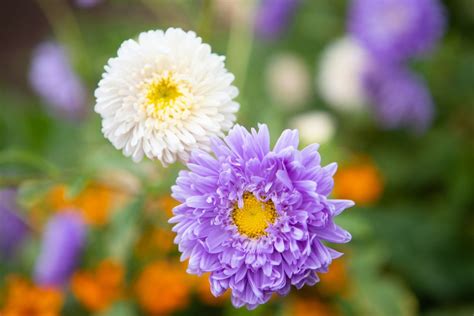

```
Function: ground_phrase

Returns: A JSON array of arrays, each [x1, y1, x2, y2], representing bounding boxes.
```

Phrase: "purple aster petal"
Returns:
[[273, 129, 299, 153], [170, 124, 353, 309], [29, 41, 87, 119], [364, 65, 434, 132], [0, 189, 30, 259], [34, 211, 86, 288], [255, 0, 300, 40], [349, 0, 446, 62]]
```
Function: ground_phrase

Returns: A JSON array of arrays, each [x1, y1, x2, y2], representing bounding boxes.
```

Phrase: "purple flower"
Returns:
[[170, 124, 353, 309], [75, 0, 103, 8], [29, 42, 86, 119], [255, 0, 300, 40], [0, 189, 29, 259], [364, 65, 434, 132], [349, 0, 445, 62], [34, 211, 86, 287]]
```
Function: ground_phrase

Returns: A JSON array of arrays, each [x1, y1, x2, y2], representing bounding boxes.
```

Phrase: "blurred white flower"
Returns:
[[98, 169, 141, 194], [213, 0, 255, 26], [288, 111, 336, 145], [265, 53, 311, 109], [317, 36, 369, 111], [95, 28, 239, 165]]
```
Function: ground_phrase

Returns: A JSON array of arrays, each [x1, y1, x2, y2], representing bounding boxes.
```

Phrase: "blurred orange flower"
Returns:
[[319, 257, 350, 296], [333, 160, 383, 205], [0, 276, 63, 316], [46, 183, 128, 226], [142, 194, 179, 225], [288, 297, 339, 316], [71, 260, 124, 312], [156, 195, 180, 219], [135, 260, 191, 315], [134, 227, 175, 258], [135, 195, 178, 259]]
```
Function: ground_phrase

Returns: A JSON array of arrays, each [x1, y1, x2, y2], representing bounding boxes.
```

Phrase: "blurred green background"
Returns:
[[0, 0, 473, 315]]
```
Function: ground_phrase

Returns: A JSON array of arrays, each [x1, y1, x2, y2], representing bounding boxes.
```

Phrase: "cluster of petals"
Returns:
[[95, 28, 238, 165], [170, 124, 353, 309], [94, 27, 354, 310], [349, 0, 445, 63]]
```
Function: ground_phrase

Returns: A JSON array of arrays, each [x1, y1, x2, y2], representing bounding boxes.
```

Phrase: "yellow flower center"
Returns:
[[146, 75, 183, 115], [141, 71, 193, 122], [232, 192, 278, 239]]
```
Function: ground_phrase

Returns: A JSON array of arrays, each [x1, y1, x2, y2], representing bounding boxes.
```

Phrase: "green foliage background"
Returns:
[[0, 1, 473, 315]]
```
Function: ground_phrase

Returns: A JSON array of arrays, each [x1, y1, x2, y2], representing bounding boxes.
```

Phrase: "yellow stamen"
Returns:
[[146, 75, 183, 117], [232, 192, 278, 239]]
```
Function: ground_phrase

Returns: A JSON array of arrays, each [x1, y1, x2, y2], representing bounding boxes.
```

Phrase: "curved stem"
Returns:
[[0, 149, 61, 178], [197, 0, 213, 41], [226, 1, 257, 96]]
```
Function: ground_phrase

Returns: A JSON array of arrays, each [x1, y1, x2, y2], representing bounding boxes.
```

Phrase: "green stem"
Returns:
[[140, 0, 162, 19], [226, 1, 256, 95], [197, 0, 213, 41]]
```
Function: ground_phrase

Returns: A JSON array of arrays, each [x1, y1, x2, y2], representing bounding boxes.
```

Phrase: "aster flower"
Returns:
[[364, 66, 434, 132], [317, 36, 369, 111], [0, 188, 29, 258], [43, 183, 124, 226], [288, 111, 336, 145], [1, 277, 63, 316], [71, 260, 124, 312], [290, 297, 338, 316], [349, 0, 445, 62], [255, 0, 300, 40], [214, 0, 255, 27], [334, 159, 383, 205], [95, 28, 239, 165], [35, 212, 86, 287], [76, 0, 102, 8], [195, 272, 231, 306], [170, 124, 353, 309], [135, 260, 192, 315], [265, 53, 310, 109], [29, 42, 86, 119]]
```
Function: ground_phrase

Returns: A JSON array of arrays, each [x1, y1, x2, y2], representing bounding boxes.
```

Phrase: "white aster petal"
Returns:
[[317, 36, 369, 112], [95, 28, 239, 165], [288, 111, 336, 145]]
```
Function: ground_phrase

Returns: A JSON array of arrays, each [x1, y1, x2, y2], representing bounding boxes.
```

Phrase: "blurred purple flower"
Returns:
[[0, 189, 29, 259], [170, 124, 353, 309], [349, 0, 445, 62], [29, 42, 86, 119], [34, 211, 86, 288], [255, 0, 300, 40], [364, 65, 434, 132], [76, 0, 103, 8]]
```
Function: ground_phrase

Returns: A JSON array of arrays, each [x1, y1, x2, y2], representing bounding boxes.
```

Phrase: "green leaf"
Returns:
[[334, 212, 373, 240], [65, 176, 90, 200], [353, 277, 417, 316], [105, 196, 145, 262], [96, 301, 138, 316]]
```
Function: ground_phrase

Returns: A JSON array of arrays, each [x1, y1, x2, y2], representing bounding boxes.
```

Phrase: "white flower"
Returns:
[[317, 36, 369, 112], [265, 53, 310, 109], [95, 28, 239, 165], [213, 0, 255, 26], [288, 111, 336, 145]]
